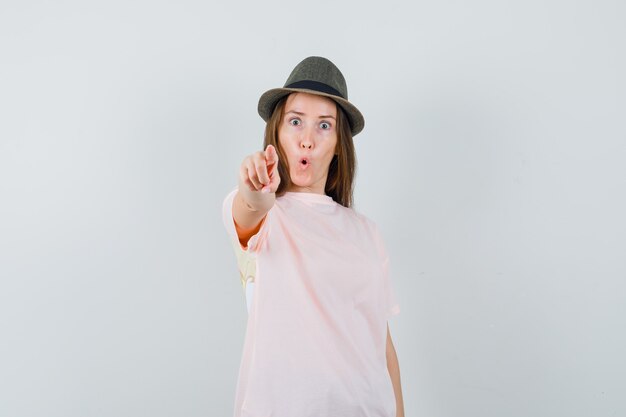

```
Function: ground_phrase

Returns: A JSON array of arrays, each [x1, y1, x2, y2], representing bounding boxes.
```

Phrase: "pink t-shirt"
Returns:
[[222, 188, 400, 417]]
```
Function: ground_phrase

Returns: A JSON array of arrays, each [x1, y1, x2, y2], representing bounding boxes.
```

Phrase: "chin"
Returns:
[[289, 173, 309, 186], [289, 178, 319, 192]]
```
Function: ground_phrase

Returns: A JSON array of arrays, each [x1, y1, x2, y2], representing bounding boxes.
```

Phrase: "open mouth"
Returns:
[[299, 157, 309, 166]]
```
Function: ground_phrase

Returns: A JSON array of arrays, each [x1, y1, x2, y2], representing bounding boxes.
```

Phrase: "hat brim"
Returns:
[[258, 88, 365, 136]]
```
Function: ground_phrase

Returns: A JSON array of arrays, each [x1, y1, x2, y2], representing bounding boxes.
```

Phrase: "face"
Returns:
[[278, 92, 338, 194]]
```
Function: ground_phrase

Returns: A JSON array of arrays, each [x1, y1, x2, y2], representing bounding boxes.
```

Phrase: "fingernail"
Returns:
[[261, 187, 270, 193]]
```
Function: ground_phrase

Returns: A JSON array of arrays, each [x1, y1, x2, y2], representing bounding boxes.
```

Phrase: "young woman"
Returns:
[[222, 56, 404, 417]]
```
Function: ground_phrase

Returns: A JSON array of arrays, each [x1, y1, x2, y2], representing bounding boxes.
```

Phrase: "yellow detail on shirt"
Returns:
[[231, 238, 256, 292]]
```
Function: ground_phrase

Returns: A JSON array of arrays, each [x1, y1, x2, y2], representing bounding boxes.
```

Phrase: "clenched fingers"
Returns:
[[239, 162, 256, 191], [254, 152, 270, 187]]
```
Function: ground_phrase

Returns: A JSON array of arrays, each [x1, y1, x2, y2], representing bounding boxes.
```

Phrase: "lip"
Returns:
[[298, 156, 311, 168]]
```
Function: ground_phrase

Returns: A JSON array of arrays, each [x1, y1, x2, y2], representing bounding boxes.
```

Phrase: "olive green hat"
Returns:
[[257, 56, 365, 136]]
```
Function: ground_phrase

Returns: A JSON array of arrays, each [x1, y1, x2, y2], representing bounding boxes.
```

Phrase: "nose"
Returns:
[[299, 128, 314, 150]]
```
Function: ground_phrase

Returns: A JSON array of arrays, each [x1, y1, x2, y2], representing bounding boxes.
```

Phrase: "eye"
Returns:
[[289, 118, 301, 126], [320, 121, 331, 130]]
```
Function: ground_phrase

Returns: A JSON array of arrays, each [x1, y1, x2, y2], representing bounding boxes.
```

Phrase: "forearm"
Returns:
[[387, 347, 405, 417]]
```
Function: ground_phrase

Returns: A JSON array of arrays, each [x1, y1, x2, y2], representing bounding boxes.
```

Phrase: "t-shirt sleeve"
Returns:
[[372, 221, 401, 320], [381, 253, 401, 319], [222, 187, 271, 292]]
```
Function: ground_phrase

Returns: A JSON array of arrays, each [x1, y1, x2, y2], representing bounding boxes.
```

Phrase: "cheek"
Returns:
[[328, 135, 338, 155], [276, 137, 296, 163], [277, 131, 290, 152], [278, 128, 294, 145]]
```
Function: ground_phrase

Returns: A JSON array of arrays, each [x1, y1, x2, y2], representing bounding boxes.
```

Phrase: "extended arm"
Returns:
[[233, 144, 280, 248]]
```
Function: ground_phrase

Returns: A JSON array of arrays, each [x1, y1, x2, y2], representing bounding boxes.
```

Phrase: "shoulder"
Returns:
[[346, 203, 376, 225], [337, 204, 381, 236], [344, 206, 390, 256]]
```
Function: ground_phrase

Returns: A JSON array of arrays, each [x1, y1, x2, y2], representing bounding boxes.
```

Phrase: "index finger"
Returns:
[[265, 144, 279, 165]]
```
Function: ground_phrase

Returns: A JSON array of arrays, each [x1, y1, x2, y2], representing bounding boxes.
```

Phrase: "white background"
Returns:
[[1, 1, 624, 416]]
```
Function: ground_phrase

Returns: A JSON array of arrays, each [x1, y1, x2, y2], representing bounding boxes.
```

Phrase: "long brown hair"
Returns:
[[262, 94, 357, 208]]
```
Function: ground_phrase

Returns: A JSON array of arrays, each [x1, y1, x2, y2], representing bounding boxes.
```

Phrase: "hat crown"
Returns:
[[284, 56, 349, 100], [257, 56, 364, 136]]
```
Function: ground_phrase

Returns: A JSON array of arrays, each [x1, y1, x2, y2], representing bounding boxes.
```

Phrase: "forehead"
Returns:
[[284, 92, 337, 116]]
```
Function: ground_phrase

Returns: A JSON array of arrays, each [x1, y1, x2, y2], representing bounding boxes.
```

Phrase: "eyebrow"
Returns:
[[285, 110, 336, 120]]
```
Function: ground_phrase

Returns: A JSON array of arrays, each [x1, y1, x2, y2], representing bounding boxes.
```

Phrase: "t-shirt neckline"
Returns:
[[282, 191, 336, 205]]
